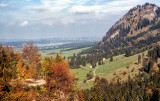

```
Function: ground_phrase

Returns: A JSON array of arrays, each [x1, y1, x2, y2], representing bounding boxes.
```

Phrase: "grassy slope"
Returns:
[[71, 51, 148, 89], [96, 53, 143, 74], [71, 64, 94, 89], [99, 52, 148, 82]]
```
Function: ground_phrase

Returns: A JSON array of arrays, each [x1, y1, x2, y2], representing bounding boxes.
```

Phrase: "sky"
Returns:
[[0, 0, 160, 39]]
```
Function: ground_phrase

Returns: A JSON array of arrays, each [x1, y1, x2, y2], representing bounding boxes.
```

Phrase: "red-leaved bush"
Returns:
[[51, 62, 74, 94]]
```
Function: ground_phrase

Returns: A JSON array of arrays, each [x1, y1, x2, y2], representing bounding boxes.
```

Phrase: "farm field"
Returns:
[[39, 47, 91, 59]]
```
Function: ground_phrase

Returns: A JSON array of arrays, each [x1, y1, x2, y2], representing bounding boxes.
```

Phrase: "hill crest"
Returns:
[[99, 3, 160, 47]]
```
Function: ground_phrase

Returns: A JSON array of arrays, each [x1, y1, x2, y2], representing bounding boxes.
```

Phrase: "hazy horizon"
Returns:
[[0, 36, 102, 41], [0, 0, 160, 39]]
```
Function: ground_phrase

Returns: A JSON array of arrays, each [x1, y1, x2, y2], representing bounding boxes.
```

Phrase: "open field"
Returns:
[[71, 51, 148, 89], [39, 48, 63, 54], [39, 47, 91, 59], [96, 52, 146, 74], [71, 67, 94, 89], [71, 64, 94, 81]]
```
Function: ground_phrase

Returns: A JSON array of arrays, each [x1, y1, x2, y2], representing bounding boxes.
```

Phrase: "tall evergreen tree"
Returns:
[[138, 55, 141, 64], [89, 76, 103, 101], [0, 48, 12, 100]]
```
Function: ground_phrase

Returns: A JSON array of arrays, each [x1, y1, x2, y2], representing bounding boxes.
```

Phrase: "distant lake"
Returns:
[[35, 42, 70, 47]]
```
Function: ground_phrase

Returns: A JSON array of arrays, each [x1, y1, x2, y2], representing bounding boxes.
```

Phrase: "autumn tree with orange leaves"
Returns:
[[41, 55, 75, 100], [42, 55, 74, 100], [22, 42, 41, 77], [51, 62, 74, 94]]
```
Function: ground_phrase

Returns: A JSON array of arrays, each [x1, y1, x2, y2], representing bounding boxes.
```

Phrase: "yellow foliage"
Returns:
[[41, 57, 54, 77], [3, 91, 31, 101], [27, 63, 37, 77], [0, 78, 6, 99], [42, 58, 50, 75], [16, 59, 27, 79]]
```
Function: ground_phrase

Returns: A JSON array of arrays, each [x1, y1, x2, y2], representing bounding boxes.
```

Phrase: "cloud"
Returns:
[[0, 3, 8, 8], [100, 6, 133, 13], [41, 0, 72, 12], [20, 21, 28, 27], [32, 6, 48, 12], [41, 20, 54, 26], [1, 0, 160, 39], [69, 0, 140, 15], [70, 6, 96, 14], [7, 22, 15, 27], [61, 17, 75, 24]]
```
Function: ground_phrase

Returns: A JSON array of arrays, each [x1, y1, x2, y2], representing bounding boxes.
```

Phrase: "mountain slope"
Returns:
[[81, 3, 160, 55], [69, 3, 160, 69]]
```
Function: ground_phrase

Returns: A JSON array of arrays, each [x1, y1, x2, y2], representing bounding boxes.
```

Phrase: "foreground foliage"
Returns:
[[0, 43, 82, 101]]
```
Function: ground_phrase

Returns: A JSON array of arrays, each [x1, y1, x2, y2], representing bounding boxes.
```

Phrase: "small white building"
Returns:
[[103, 58, 106, 61]]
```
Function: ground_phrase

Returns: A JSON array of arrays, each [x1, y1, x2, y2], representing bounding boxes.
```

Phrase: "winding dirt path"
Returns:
[[92, 63, 98, 76], [86, 63, 99, 84]]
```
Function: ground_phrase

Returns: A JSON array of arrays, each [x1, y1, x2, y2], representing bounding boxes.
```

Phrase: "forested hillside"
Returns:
[[83, 44, 160, 101], [69, 3, 160, 69]]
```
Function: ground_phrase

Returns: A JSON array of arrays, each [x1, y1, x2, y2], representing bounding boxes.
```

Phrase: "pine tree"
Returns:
[[55, 54, 62, 63], [142, 53, 144, 59], [148, 60, 154, 73], [0, 48, 12, 82], [0, 48, 12, 100], [63, 56, 66, 60], [89, 76, 103, 101], [110, 56, 113, 62], [138, 55, 141, 64]]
